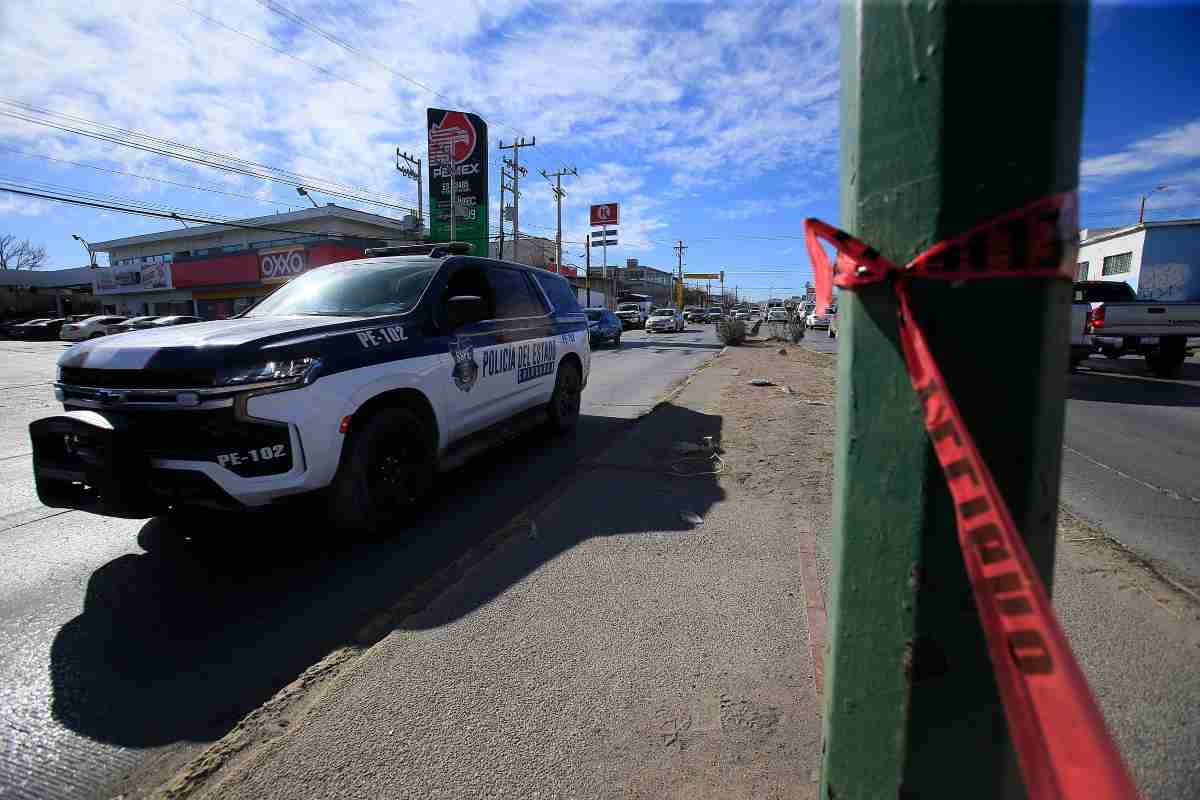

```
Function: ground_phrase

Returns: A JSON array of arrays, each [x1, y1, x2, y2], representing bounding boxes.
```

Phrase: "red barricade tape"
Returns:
[[806, 192, 1139, 800]]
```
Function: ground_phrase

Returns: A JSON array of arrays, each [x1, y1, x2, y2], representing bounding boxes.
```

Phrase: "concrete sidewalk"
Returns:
[[165, 353, 826, 799]]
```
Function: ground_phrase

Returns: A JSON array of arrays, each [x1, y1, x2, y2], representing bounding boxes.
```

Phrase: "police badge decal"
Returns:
[[450, 335, 479, 392]]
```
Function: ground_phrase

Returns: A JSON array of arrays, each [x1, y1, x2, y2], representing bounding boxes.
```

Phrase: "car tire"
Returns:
[[613, 333, 621, 348], [547, 360, 582, 435], [1146, 338, 1186, 379], [89, 332, 104, 339], [328, 405, 435, 535]]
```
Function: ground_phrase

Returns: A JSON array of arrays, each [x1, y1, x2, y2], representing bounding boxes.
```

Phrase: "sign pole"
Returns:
[[821, 2, 1086, 798], [586, 238, 592, 307]]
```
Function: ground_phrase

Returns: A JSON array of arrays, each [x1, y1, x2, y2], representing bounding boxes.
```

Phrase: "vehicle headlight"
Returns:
[[216, 357, 321, 387]]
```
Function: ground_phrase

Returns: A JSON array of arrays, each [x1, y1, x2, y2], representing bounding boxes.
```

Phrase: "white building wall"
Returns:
[[1138, 225, 1200, 301], [1078, 228, 1146, 289]]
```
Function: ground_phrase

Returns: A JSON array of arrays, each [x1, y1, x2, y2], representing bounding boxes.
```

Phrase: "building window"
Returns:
[[1076, 261, 1088, 280], [1101, 252, 1133, 276]]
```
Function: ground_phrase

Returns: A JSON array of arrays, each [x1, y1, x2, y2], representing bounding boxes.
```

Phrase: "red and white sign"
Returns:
[[259, 246, 309, 283], [590, 203, 619, 226]]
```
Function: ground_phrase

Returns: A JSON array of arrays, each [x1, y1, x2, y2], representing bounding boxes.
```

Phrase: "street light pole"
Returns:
[[296, 187, 320, 208], [71, 234, 95, 267], [1138, 184, 1169, 224]]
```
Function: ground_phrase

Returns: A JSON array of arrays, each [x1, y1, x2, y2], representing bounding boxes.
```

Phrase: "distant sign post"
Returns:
[[590, 203, 619, 276]]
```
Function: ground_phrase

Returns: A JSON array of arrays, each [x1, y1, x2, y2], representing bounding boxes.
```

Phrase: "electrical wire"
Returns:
[[0, 181, 401, 242], [0, 100, 422, 216], [174, 1, 378, 94], [0, 146, 297, 209]]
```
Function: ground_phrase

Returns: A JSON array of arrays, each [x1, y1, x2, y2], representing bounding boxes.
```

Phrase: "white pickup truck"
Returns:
[[1072, 281, 1200, 377]]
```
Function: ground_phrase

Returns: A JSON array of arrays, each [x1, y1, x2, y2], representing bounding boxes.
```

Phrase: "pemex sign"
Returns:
[[427, 108, 489, 258]]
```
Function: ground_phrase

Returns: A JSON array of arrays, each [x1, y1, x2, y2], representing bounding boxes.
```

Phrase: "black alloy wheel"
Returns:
[[548, 362, 582, 434]]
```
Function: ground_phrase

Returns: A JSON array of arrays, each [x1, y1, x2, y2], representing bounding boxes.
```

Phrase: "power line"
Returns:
[[174, 1, 377, 94], [0, 182, 401, 242], [0, 99, 422, 216], [0, 146, 298, 210], [252, 0, 535, 142]]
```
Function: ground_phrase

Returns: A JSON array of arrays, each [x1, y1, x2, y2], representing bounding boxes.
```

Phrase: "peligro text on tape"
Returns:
[[805, 192, 1138, 800]]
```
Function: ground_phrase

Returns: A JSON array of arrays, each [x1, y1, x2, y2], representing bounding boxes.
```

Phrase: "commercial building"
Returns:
[[0, 266, 100, 320], [1077, 218, 1200, 301], [90, 205, 422, 319], [489, 235, 578, 277], [587, 259, 675, 307]]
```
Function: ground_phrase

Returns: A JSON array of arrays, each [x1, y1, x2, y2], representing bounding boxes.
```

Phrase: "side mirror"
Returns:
[[446, 295, 488, 330]]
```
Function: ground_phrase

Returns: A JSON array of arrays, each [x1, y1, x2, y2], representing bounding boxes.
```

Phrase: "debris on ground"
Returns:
[[748, 378, 775, 386], [680, 510, 703, 526], [777, 347, 788, 355]]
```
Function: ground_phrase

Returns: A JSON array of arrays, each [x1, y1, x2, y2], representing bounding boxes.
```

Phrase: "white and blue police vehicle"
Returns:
[[29, 244, 590, 533]]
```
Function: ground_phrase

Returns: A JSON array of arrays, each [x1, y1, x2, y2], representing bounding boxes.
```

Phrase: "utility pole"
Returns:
[[821, 3, 1088, 799], [673, 240, 687, 310], [585, 238, 592, 307], [395, 149, 423, 228], [540, 167, 578, 274], [498, 138, 535, 257]]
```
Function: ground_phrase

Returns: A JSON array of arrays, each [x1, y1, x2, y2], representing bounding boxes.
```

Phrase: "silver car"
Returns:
[[646, 307, 684, 333]]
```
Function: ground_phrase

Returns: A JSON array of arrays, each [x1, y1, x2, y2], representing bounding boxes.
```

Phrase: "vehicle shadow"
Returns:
[[1069, 359, 1200, 407], [49, 403, 724, 749]]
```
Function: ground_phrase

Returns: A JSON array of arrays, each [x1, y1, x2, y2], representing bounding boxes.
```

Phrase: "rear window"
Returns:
[[533, 272, 581, 314], [1075, 282, 1136, 303]]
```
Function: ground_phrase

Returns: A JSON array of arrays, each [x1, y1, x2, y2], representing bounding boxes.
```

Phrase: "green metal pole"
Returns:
[[821, 2, 1087, 798]]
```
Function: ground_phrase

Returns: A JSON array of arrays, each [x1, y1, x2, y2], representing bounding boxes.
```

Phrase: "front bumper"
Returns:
[[31, 399, 301, 517]]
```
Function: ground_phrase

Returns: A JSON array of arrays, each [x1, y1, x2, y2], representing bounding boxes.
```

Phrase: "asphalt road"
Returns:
[[0, 325, 723, 800], [1061, 354, 1200, 594], [805, 334, 1200, 593]]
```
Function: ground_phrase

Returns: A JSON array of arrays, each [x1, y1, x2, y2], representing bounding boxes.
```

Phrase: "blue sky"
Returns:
[[0, 1, 1197, 301]]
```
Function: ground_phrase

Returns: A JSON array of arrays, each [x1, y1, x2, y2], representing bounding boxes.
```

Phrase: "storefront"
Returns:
[[90, 205, 424, 319], [92, 240, 372, 319]]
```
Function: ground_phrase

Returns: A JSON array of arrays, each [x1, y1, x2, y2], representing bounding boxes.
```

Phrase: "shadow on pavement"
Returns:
[[48, 402, 724, 748], [408, 401, 725, 630], [610, 339, 725, 352], [1070, 361, 1200, 407]]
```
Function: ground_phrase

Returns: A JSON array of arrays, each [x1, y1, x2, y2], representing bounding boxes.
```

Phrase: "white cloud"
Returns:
[[0, 194, 52, 216], [1081, 119, 1200, 182], [0, 0, 840, 248]]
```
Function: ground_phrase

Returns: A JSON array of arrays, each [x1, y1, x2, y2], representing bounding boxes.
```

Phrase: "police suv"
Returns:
[[30, 244, 590, 533]]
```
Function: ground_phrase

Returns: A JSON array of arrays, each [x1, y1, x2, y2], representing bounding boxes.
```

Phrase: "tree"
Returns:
[[0, 234, 48, 270]]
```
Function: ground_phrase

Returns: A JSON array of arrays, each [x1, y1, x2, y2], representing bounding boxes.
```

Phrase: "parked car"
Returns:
[[806, 309, 831, 330], [585, 307, 622, 348], [14, 318, 68, 340], [705, 307, 724, 323], [59, 315, 129, 341], [3, 318, 53, 338], [646, 307, 684, 333], [110, 316, 161, 333], [1073, 280, 1200, 377], [147, 315, 202, 328], [767, 308, 789, 323]]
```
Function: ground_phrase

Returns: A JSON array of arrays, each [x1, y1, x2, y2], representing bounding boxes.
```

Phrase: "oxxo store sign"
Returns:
[[259, 246, 310, 284]]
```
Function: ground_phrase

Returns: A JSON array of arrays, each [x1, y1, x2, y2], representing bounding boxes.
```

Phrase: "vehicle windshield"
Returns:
[[617, 304, 639, 311], [585, 310, 604, 321], [1075, 282, 1136, 303], [245, 259, 438, 318], [650, 309, 673, 316]]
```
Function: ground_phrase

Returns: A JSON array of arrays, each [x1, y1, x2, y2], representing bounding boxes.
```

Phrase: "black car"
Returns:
[[15, 318, 68, 340], [585, 308, 622, 348]]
